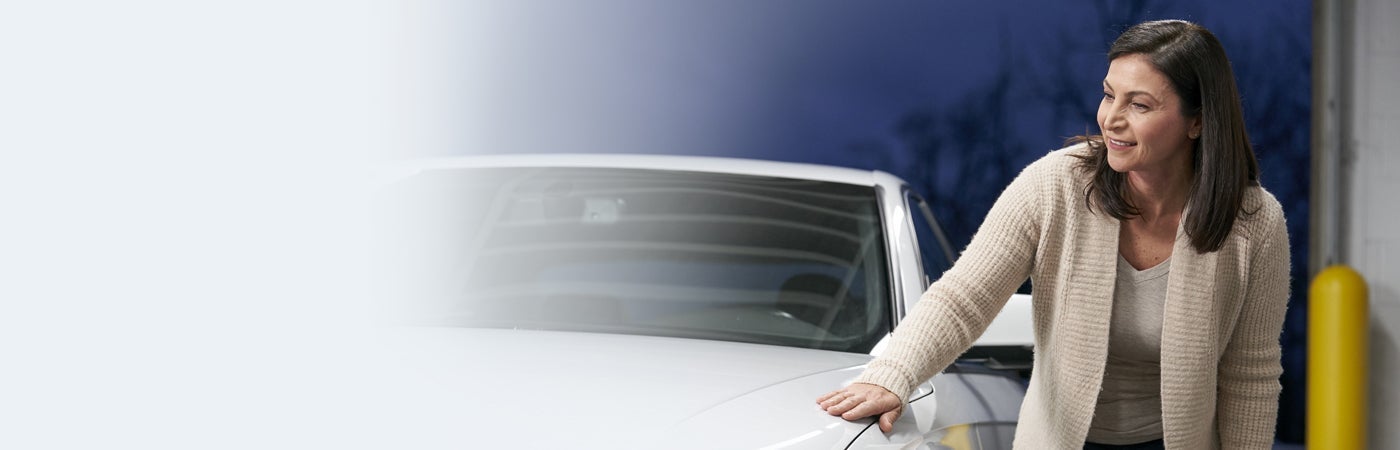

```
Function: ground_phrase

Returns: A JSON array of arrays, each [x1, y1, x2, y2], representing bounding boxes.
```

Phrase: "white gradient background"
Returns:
[[450, 1, 778, 158], [1, 2, 665, 448], [438, 1, 946, 161], [1, 1, 391, 447]]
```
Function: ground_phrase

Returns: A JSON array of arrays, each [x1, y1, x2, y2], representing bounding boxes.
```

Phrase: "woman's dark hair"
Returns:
[[1071, 19, 1259, 253]]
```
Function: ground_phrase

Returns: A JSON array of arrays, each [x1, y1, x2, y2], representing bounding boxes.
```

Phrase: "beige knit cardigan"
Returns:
[[856, 146, 1291, 450]]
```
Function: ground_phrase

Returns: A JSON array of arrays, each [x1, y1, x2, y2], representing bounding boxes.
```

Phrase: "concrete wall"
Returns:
[[1338, 0, 1400, 447]]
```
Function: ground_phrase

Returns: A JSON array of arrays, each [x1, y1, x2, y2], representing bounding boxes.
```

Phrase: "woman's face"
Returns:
[[1097, 53, 1202, 174]]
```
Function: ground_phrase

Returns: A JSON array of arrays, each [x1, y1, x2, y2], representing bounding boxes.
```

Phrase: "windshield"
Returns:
[[374, 166, 891, 353]]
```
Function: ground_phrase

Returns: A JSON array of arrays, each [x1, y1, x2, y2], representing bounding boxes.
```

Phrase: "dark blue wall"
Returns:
[[467, 0, 1311, 442]]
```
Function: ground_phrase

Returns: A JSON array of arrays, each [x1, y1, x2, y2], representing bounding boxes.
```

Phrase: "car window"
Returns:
[[375, 167, 892, 353], [907, 191, 954, 286], [908, 191, 1033, 296]]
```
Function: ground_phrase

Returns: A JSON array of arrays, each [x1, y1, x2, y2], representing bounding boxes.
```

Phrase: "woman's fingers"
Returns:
[[817, 383, 904, 432], [812, 389, 840, 406], [877, 407, 903, 433], [817, 389, 863, 413], [828, 395, 864, 416], [838, 395, 887, 419]]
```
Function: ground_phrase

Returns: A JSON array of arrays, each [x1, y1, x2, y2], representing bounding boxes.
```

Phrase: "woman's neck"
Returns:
[[1125, 159, 1192, 225]]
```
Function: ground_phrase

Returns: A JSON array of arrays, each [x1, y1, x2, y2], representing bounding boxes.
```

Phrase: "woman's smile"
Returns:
[[1106, 137, 1138, 151]]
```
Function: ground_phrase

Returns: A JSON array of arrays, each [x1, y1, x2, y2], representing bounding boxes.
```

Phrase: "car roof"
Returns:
[[380, 153, 893, 188]]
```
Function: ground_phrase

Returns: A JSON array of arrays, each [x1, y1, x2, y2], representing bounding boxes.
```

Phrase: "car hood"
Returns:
[[363, 327, 880, 449]]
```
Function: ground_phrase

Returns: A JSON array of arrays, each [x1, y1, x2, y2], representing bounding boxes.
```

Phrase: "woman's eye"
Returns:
[[1131, 103, 1149, 111], [1103, 93, 1115, 101]]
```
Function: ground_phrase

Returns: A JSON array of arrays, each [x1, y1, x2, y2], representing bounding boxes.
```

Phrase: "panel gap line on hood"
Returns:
[[843, 420, 878, 450]]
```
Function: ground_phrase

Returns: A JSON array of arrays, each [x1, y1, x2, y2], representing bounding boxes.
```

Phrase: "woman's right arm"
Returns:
[[818, 154, 1054, 423]]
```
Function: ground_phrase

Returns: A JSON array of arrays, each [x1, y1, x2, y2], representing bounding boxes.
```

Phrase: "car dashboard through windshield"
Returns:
[[375, 167, 893, 353]]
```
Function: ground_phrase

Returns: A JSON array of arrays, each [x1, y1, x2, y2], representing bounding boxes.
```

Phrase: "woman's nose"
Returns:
[[1102, 106, 1125, 130]]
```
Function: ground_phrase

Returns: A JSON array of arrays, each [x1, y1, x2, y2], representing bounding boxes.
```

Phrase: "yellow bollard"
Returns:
[[1307, 265, 1368, 450]]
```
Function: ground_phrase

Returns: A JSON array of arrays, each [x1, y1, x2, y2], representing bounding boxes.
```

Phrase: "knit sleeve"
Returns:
[[1216, 201, 1290, 449], [853, 156, 1047, 398]]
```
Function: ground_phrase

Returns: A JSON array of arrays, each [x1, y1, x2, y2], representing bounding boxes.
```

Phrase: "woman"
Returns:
[[816, 20, 1290, 450]]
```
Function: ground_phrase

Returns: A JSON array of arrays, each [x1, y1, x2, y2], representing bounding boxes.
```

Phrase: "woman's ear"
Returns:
[[1189, 116, 1202, 140]]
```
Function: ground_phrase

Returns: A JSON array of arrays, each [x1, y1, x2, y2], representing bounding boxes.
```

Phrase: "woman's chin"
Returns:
[[1106, 155, 1132, 173]]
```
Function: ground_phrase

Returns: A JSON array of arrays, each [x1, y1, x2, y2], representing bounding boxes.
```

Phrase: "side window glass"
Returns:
[[908, 190, 1033, 296], [906, 191, 955, 285]]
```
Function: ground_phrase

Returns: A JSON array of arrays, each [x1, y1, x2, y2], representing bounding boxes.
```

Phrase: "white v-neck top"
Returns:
[[1086, 254, 1172, 445]]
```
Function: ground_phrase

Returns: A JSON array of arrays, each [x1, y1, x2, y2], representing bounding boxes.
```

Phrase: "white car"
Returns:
[[371, 154, 1034, 449]]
